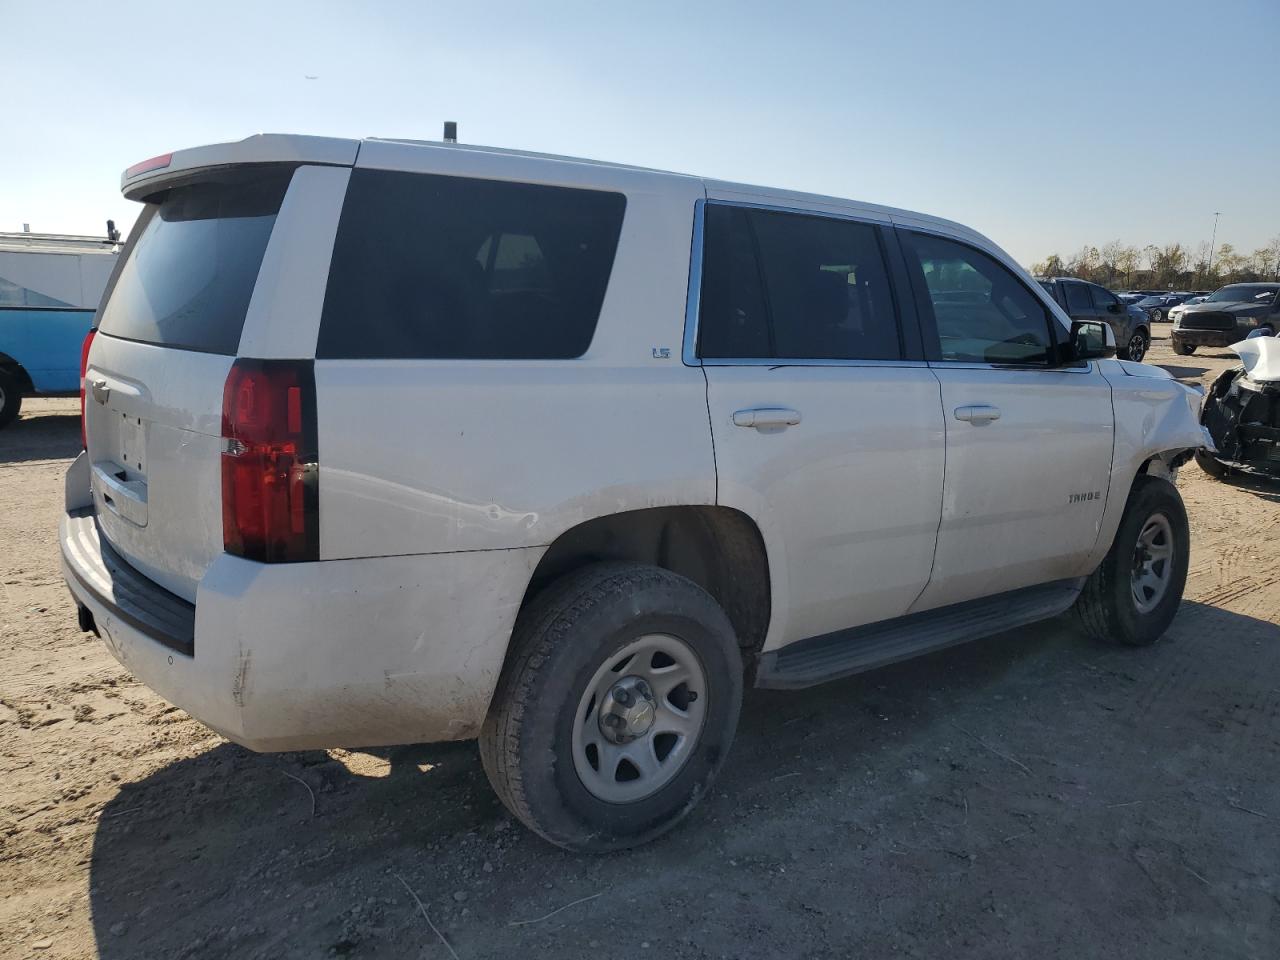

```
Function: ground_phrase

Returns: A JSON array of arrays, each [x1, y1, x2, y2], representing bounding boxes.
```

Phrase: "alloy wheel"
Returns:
[[1127, 333, 1147, 362], [1131, 513, 1174, 614]]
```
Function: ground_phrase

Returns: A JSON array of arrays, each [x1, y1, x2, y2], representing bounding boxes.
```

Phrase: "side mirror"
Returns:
[[1070, 320, 1116, 360], [1106, 302, 1122, 314]]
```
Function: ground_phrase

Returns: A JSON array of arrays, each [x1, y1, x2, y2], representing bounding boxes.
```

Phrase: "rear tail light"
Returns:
[[124, 153, 173, 179], [79, 328, 96, 449], [221, 359, 319, 563]]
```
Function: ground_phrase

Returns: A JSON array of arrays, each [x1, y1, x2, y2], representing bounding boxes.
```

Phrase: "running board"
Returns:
[[755, 578, 1085, 690]]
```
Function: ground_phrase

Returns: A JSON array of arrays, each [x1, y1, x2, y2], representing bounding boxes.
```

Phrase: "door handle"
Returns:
[[732, 407, 802, 430], [953, 404, 1001, 423]]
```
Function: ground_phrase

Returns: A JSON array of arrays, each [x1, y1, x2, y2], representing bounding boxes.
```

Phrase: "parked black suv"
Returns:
[[1038, 277, 1151, 361], [1170, 283, 1280, 355]]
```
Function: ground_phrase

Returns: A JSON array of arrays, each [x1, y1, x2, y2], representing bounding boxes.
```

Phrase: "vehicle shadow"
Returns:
[[1203, 469, 1280, 501], [0, 407, 82, 464], [85, 600, 1279, 959], [1156, 363, 1210, 381]]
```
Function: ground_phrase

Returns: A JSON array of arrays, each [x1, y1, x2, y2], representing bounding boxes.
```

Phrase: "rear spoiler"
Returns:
[[120, 134, 359, 200]]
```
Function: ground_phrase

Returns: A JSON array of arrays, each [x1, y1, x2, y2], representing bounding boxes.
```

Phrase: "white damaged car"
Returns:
[[62, 135, 1207, 851], [1197, 336, 1280, 480]]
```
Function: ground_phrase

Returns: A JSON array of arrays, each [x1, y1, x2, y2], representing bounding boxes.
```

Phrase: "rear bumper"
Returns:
[[60, 510, 541, 751]]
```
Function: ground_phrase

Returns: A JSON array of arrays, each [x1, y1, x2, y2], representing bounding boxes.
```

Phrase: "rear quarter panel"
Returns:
[[315, 148, 715, 559], [0, 308, 94, 392]]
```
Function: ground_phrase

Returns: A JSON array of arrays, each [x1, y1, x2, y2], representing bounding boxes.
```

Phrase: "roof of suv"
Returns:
[[120, 133, 982, 246]]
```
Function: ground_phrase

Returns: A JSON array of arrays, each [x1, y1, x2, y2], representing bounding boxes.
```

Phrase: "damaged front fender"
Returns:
[[1085, 359, 1206, 568]]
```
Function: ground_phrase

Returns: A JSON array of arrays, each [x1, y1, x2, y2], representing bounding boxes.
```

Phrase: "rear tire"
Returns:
[[1173, 342, 1196, 356], [479, 562, 743, 852], [1073, 475, 1189, 647], [1125, 329, 1150, 362], [0, 370, 22, 430]]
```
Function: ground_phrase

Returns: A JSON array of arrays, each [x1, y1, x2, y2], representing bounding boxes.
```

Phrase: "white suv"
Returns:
[[62, 135, 1207, 851]]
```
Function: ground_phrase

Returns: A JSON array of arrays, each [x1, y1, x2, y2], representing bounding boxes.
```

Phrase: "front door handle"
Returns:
[[732, 407, 802, 430], [953, 404, 1001, 423]]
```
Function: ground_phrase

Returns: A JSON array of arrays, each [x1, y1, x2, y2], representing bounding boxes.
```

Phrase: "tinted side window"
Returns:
[[318, 171, 626, 360], [0, 275, 75, 308], [904, 232, 1054, 364], [1089, 284, 1117, 309], [699, 205, 901, 361], [1038, 280, 1066, 310], [1064, 282, 1093, 313], [697, 206, 772, 358]]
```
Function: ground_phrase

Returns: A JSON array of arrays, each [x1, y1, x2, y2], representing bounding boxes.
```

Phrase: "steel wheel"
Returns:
[[571, 633, 708, 804], [1130, 513, 1174, 614]]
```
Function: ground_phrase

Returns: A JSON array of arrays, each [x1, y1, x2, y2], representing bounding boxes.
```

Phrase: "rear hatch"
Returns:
[[85, 166, 292, 602]]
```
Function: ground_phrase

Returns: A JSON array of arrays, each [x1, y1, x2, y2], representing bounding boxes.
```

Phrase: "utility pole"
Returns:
[[1207, 212, 1220, 278]]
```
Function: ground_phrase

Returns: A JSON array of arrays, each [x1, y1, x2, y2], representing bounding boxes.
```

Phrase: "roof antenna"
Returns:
[[443, 121, 457, 144]]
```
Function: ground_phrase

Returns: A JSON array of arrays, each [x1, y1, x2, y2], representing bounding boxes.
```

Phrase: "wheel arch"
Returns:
[[518, 505, 772, 663], [0, 353, 35, 394]]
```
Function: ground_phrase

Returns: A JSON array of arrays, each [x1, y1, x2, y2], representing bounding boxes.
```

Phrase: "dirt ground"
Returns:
[[2, 331, 1277, 960]]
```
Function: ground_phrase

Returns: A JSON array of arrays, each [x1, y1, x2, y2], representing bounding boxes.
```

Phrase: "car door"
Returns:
[[694, 199, 946, 648], [897, 229, 1115, 613]]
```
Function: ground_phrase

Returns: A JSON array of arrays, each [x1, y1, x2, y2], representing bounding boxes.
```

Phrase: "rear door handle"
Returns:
[[953, 404, 1001, 423], [732, 407, 802, 430]]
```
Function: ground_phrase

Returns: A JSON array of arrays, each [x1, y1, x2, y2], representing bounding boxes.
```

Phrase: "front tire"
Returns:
[[1073, 475, 1189, 646], [479, 563, 743, 852], [1194, 448, 1232, 481], [0, 370, 22, 430]]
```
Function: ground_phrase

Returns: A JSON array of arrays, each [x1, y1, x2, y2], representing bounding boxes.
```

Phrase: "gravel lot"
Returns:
[[2, 331, 1277, 960]]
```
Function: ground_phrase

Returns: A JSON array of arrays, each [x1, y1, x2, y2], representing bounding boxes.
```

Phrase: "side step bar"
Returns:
[[755, 578, 1085, 690]]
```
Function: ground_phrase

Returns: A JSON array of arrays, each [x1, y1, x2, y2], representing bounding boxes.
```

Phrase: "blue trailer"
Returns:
[[0, 231, 119, 428]]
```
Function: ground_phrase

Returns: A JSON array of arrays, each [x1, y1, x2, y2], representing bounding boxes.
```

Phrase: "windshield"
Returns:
[[1206, 284, 1279, 304]]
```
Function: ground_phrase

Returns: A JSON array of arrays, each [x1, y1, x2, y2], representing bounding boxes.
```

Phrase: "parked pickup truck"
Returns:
[[0, 232, 118, 428], [62, 135, 1208, 852], [1170, 283, 1280, 355], [1037, 277, 1151, 362]]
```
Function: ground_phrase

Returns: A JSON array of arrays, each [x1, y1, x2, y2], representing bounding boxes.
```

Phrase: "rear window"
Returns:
[[98, 167, 291, 354], [317, 170, 626, 360]]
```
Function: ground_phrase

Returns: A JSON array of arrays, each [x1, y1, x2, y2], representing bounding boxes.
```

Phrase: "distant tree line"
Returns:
[[1029, 236, 1280, 291]]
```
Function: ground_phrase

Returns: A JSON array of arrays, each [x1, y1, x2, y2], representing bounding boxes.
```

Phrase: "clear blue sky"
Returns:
[[4, 0, 1277, 266]]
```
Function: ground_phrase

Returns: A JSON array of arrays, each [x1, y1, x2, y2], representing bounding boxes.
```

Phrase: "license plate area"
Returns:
[[115, 410, 147, 476]]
